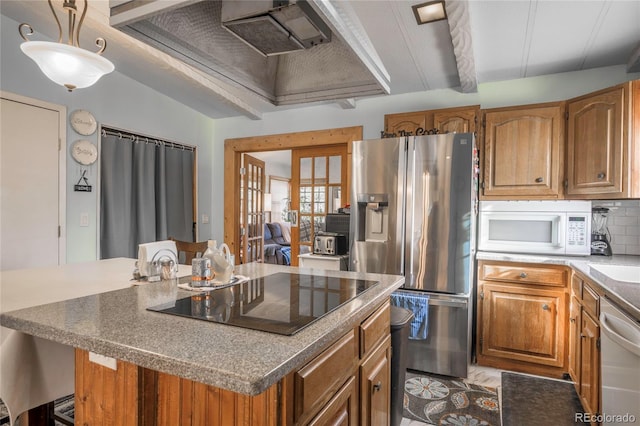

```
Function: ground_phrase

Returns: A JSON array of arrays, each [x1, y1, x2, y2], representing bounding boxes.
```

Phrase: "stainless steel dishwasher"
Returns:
[[599, 297, 640, 425]]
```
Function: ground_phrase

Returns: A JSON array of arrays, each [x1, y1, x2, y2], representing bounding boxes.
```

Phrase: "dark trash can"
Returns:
[[390, 305, 414, 426]]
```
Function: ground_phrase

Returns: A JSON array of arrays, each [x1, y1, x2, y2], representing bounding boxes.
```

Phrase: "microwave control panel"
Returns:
[[567, 215, 589, 249]]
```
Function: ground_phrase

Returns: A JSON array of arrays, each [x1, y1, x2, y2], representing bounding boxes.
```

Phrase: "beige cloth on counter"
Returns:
[[1, 330, 74, 425]]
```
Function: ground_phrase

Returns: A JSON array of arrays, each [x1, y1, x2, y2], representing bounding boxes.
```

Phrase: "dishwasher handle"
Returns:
[[600, 312, 640, 357]]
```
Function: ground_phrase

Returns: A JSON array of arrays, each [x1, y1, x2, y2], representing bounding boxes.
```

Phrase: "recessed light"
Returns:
[[412, 1, 447, 25]]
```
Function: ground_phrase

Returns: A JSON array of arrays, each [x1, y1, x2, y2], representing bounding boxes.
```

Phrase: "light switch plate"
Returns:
[[202, 214, 209, 224], [80, 212, 89, 227]]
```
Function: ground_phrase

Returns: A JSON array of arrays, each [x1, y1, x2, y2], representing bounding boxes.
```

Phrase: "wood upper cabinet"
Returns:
[[566, 81, 639, 199], [476, 261, 569, 378], [384, 111, 432, 136], [481, 102, 564, 199], [384, 105, 479, 136], [433, 106, 479, 134]]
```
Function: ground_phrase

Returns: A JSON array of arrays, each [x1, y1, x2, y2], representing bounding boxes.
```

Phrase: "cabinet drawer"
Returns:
[[294, 329, 358, 422], [582, 284, 599, 318], [571, 275, 582, 298], [480, 263, 568, 287], [360, 301, 390, 358], [307, 375, 358, 426]]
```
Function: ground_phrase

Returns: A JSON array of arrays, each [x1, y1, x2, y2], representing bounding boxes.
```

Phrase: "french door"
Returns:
[[240, 154, 266, 264], [291, 145, 348, 265]]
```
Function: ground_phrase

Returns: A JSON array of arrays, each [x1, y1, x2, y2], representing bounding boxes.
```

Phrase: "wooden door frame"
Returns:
[[224, 126, 362, 260]]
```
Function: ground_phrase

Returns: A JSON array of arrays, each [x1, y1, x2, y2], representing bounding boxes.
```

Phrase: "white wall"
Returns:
[[0, 14, 217, 263]]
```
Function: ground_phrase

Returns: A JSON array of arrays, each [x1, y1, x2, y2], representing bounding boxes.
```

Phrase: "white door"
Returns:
[[0, 93, 66, 270]]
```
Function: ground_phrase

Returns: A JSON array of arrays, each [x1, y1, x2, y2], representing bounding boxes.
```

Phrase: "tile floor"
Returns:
[[399, 365, 505, 426]]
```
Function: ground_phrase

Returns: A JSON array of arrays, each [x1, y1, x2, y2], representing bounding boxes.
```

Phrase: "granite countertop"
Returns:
[[0, 262, 404, 396], [476, 251, 640, 321]]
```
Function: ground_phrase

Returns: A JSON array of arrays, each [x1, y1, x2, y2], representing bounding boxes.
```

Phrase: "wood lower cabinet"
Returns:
[[569, 273, 601, 420], [476, 261, 569, 378], [293, 329, 359, 425], [360, 335, 391, 426], [568, 295, 581, 382], [74, 301, 392, 426], [308, 376, 358, 426], [481, 102, 564, 199], [566, 81, 639, 198]]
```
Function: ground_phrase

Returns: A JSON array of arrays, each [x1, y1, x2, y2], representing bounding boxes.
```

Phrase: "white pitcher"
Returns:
[[211, 243, 233, 284]]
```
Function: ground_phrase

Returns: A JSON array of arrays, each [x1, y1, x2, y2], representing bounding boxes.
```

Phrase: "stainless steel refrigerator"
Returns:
[[349, 133, 477, 378]]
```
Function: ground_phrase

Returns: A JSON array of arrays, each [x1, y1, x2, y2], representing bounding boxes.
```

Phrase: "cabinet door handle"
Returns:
[[570, 317, 576, 323], [542, 304, 550, 311], [519, 272, 528, 278], [535, 177, 543, 183], [373, 381, 382, 392], [597, 172, 606, 180]]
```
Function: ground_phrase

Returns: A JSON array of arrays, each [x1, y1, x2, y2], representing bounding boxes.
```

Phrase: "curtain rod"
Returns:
[[101, 126, 196, 152]]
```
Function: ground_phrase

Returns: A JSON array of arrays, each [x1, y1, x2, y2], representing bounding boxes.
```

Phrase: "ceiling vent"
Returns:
[[108, 0, 389, 109], [221, 1, 331, 56]]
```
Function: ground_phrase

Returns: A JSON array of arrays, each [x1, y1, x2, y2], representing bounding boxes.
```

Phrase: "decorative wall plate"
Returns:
[[70, 109, 97, 135], [71, 140, 98, 165]]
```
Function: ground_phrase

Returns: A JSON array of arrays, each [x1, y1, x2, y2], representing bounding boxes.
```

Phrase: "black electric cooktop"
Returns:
[[147, 272, 379, 335]]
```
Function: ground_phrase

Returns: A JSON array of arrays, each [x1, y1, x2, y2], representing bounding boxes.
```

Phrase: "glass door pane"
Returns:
[[291, 146, 347, 264], [241, 154, 265, 264]]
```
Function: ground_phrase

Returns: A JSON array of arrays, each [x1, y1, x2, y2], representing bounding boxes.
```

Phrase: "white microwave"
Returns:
[[478, 201, 592, 256]]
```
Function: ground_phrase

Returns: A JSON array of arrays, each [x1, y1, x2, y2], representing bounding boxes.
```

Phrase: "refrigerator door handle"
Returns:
[[428, 298, 468, 308]]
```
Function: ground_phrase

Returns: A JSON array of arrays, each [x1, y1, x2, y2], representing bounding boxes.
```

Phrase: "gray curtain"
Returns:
[[100, 132, 195, 259]]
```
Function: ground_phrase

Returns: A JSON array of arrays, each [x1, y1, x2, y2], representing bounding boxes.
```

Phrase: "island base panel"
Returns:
[[75, 349, 280, 426]]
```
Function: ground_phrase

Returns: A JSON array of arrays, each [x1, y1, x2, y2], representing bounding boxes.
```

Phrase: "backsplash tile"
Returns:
[[593, 200, 640, 255]]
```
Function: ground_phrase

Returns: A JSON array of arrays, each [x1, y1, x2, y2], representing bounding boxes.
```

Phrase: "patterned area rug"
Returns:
[[403, 371, 501, 426]]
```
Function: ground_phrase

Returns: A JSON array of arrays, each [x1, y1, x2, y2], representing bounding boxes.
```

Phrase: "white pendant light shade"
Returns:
[[21, 41, 114, 91]]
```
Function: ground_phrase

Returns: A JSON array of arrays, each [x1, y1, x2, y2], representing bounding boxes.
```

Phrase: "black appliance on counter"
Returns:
[[325, 213, 350, 243], [591, 206, 613, 256]]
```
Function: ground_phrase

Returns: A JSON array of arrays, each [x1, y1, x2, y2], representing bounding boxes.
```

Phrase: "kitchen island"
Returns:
[[1, 261, 404, 425]]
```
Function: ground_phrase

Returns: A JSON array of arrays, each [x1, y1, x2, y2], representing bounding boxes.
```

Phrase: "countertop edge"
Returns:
[[0, 270, 405, 395]]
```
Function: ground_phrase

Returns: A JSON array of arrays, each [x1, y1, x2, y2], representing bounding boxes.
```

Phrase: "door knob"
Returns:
[[373, 381, 382, 392], [535, 177, 543, 183], [542, 304, 550, 311], [519, 272, 528, 278], [597, 172, 606, 180]]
